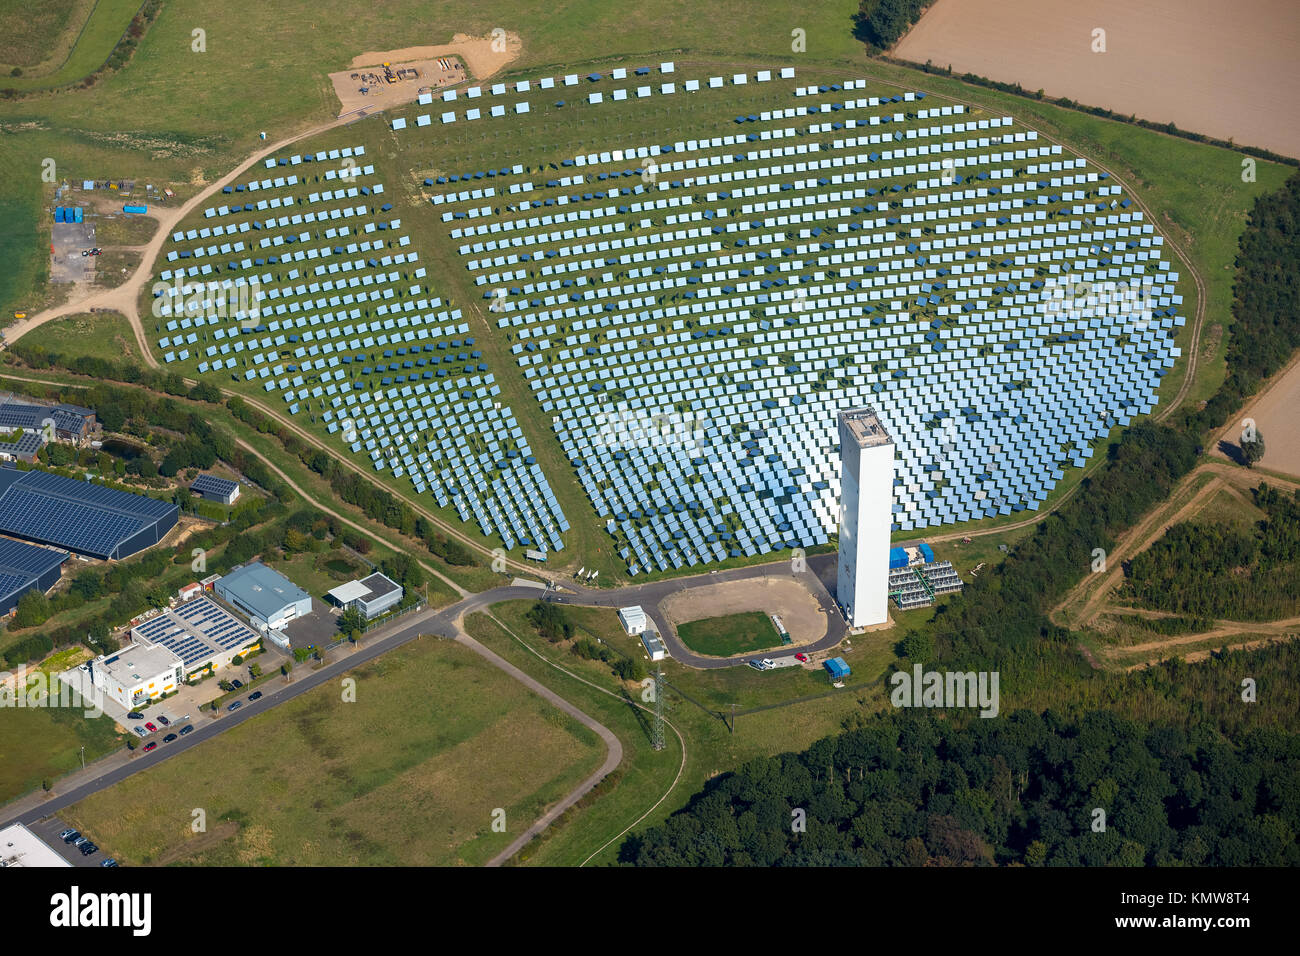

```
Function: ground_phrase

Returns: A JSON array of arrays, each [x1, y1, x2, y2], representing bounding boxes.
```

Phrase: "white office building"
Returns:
[[618, 605, 648, 635], [836, 407, 895, 628], [89, 642, 185, 711]]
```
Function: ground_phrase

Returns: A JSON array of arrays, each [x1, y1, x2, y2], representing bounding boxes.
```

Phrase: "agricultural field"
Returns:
[[60, 636, 607, 866], [894, 0, 1300, 158]]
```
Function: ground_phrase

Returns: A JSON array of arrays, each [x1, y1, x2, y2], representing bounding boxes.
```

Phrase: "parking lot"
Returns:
[[25, 816, 116, 867]]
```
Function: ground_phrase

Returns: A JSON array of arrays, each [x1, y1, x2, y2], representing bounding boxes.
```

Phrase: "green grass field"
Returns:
[[676, 611, 782, 657], [467, 599, 896, 864], [60, 635, 606, 865], [0, 687, 124, 802]]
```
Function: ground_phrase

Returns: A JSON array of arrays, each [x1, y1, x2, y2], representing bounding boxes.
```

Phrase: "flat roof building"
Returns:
[[0, 824, 71, 867], [326, 571, 403, 620], [89, 642, 184, 711], [215, 561, 312, 633], [641, 630, 667, 661], [131, 595, 261, 678], [618, 605, 648, 635], [0, 537, 67, 616]]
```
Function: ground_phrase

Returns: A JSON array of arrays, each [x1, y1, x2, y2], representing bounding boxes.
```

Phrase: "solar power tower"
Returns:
[[836, 407, 895, 628]]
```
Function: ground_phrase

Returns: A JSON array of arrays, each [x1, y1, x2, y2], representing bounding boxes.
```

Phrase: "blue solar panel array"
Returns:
[[0, 536, 67, 615], [134, 597, 258, 668], [432, 71, 1181, 573], [0, 468, 179, 560], [190, 473, 239, 497], [153, 145, 569, 554]]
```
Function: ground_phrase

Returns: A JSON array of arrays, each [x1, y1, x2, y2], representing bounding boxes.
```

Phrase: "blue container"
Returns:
[[919, 542, 935, 563], [889, 547, 908, 570], [73, 206, 83, 223], [123, 204, 147, 215], [54, 207, 65, 222]]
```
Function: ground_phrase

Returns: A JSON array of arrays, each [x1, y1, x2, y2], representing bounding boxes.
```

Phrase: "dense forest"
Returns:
[[1123, 484, 1300, 621], [1185, 173, 1300, 436], [624, 710, 1300, 866], [853, 0, 937, 49]]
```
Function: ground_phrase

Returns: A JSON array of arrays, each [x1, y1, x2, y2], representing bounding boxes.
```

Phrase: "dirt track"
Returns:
[[895, 0, 1300, 158], [659, 574, 824, 648]]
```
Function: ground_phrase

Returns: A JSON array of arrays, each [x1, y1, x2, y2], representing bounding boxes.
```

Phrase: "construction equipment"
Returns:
[[382, 62, 396, 84]]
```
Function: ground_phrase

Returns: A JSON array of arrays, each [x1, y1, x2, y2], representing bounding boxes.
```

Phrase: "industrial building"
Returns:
[[0, 467, 178, 560], [0, 396, 96, 445], [836, 408, 895, 628], [326, 571, 403, 620], [0, 432, 45, 464], [89, 642, 184, 711], [190, 473, 241, 505], [618, 605, 648, 635], [640, 630, 667, 661], [215, 561, 312, 634], [131, 594, 261, 678], [0, 537, 68, 616], [0, 824, 71, 867]]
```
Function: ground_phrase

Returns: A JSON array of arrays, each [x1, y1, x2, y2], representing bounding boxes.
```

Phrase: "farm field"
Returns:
[[1236, 356, 1300, 479], [894, 0, 1300, 158], [60, 636, 607, 866]]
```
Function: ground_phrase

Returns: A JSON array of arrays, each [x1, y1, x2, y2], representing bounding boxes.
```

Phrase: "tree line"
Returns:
[[624, 708, 1300, 866]]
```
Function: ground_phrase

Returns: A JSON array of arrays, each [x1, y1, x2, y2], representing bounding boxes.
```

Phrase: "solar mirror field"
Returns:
[[150, 63, 1186, 578]]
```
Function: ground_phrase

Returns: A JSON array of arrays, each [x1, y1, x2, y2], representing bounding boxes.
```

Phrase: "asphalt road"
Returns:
[[0, 557, 848, 845]]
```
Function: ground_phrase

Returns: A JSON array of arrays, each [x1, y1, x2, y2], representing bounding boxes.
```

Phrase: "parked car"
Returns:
[[230, 679, 244, 689], [61, 831, 81, 844], [794, 653, 808, 663], [178, 724, 195, 736], [58, 828, 77, 841], [156, 715, 170, 726], [73, 836, 89, 848], [144, 722, 157, 733], [227, 701, 242, 712], [163, 733, 177, 743], [127, 711, 144, 720], [133, 727, 147, 738], [79, 843, 98, 856], [248, 691, 263, 701], [101, 858, 118, 868], [143, 742, 157, 752]]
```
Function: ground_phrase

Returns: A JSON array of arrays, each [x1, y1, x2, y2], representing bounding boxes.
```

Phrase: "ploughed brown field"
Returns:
[[894, 0, 1300, 158]]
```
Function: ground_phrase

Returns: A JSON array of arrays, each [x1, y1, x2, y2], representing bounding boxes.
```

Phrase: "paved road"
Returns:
[[0, 551, 841, 832]]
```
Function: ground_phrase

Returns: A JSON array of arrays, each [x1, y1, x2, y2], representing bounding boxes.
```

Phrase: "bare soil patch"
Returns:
[[330, 33, 523, 118], [1240, 357, 1300, 479], [895, 0, 1300, 157], [661, 575, 825, 648]]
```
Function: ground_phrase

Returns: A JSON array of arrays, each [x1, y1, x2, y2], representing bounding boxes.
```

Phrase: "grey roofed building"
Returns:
[[326, 571, 403, 619], [0, 432, 45, 463], [215, 561, 313, 631], [0, 396, 96, 444]]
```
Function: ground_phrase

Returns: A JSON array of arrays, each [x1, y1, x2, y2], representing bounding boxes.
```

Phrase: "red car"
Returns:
[[143, 742, 157, 752], [794, 653, 808, 663], [144, 722, 158, 733]]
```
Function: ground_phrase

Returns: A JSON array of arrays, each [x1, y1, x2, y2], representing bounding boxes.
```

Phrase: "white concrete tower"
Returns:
[[836, 407, 895, 627]]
